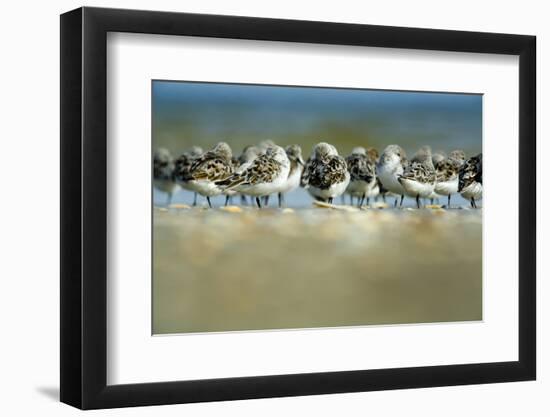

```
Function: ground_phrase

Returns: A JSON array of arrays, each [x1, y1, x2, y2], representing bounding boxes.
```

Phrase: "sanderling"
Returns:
[[257, 141, 280, 207], [459, 153, 482, 208], [421, 147, 442, 205], [303, 142, 350, 204], [277, 144, 305, 207], [301, 142, 337, 189], [376, 145, 408, 207], [376, 177, 391, 203], [222, 156, 242, 206], [153, 148, 180, 206], [178, 142, 234, 208], [237, 145, 260, 170], [432, 150, 447, 166], [434, 149, 466, 208], [366, 148, 381, 204], [258, 139, 277, 153], [235, 145, 261, 205], [217, 145, 290, 209], [398, 146, 436, 208], [173, 146, 203, 206], [345, 147, 377, 208]]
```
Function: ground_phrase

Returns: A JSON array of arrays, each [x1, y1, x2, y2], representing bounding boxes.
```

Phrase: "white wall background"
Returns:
[[0, 0, 545, 415]]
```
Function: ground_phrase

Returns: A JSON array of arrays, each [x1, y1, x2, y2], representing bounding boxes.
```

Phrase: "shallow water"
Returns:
[[153, 205, 482, 334]]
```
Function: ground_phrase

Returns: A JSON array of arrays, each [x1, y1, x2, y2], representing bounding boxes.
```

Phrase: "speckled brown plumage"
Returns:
[[435, 158, 462, 183], [346, 153, 375, 184], [183, 144, 233, 183], [217, 149, 284, 189], [399, 161, 436, 184], [458, 154, 482, 192], [153, 148, 175, 181], [300, 156, 314, 187], [310, 155, 348, 190], [173, 153, 196, 182]]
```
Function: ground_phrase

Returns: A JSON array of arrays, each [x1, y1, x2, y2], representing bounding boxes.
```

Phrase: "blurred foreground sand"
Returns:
[[153, 206, 482, 334]]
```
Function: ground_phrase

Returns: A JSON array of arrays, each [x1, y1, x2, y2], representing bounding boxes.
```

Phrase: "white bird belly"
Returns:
[[460, 182, 482, 200], [279, 167, 303, 194], [377, 165, 405, 195], [154, 179, 179, 195], [240, 167, 290, 197], [434, 177, 458, 196], [308, 174, 350, 200], [399, 178, 435, 198], [186, 180, 222, 197], [346, 179, 374, 197], [367, 183, 380, 198]]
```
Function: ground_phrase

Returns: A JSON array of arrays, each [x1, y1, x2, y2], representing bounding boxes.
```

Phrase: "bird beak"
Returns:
[[297, 157, 305, 166]]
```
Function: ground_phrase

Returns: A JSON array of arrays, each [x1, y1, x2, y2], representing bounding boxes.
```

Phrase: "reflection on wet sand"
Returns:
[[153, 206, 482, 334]]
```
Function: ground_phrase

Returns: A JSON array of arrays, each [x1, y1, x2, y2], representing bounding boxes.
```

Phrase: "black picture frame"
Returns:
[[60, 6, 536, 410]]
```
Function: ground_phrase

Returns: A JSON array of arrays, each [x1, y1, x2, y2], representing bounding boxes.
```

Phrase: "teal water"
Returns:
[[152, 81, 482, 159]]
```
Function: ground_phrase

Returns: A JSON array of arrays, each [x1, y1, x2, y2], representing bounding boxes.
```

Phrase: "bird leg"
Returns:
[[206, 196, 212, 208], [278, 192, 284, 208], [192, 192, 198, 207], [256, 197, 262, 209], [328, 197, 333, 204], [447, 194, 451, 208], [358, 194, 365, 208], [416, 195, 421, 209], [224, 195, 230, 206], [400, 194, 405, 208]]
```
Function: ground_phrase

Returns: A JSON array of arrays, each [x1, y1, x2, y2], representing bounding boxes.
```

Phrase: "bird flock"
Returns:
[[154, 141, 482, 209]]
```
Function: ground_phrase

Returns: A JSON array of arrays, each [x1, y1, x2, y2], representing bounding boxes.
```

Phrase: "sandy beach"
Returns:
[[152, 205, 482, 334]]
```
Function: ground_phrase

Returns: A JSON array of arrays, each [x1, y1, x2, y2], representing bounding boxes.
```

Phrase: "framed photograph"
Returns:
[[60, 6, 536, 409]]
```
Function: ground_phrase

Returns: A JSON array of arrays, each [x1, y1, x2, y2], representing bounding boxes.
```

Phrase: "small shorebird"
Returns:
[[376, 145, 408, 207], [429, 150, 446, 205], [277, 144, 305, 207], [237, 145, 260, 171], [434, 149, 466, 208], [398, 146, 436, 208], [375, 177, 389, 203], [179, 142, 234, 208], [432, 150, 447, 166], [302, 142, 350, 204], [345, 147, 376, 208], [300, 152, 316, 189], [366, 148, 381, 204], [235, 145, 261, 205], [257, 140, 279, 207], [153, 148, 179, 206], [222, 156, 242, 206], [459, 153, 482, 208], [217, 145, 290, 209], [258, 139, 277, 153], [173, 146, 203, 206]]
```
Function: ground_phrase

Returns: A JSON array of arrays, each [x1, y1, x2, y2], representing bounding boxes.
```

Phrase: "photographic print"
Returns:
[[152, 80, 482, 335]]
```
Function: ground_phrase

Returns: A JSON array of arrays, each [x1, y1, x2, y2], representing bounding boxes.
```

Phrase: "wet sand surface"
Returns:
[[153, 205, 482, 334]]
